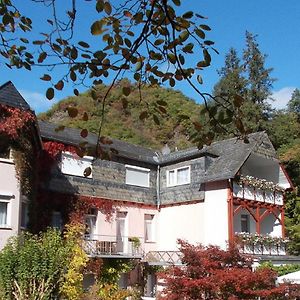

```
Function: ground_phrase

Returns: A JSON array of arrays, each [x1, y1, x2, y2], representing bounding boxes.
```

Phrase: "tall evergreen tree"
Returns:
[[243, 31, 275, 106], [213, 48, 246, 98], [288, 88, 300, 114]]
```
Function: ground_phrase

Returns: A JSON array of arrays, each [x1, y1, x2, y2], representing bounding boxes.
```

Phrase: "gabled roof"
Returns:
[[38, 120, 158, 164], [200, 132, 271, 183], [0, 81, 31, 111], [38, 120, 273, 184]]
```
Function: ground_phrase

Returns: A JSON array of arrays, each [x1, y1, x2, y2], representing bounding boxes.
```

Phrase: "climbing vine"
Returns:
[[0, 104, 37, 198]]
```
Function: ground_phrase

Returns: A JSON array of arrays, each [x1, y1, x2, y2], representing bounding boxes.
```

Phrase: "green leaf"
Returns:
[[204, 40, 214, 46], [84, 167, 92, 177], [54, 80, 64, 91], [80, 129, 88, 138], [67, 107, 78, 118], [46, 87, 54, 100], [135, 61, 143, 71], [200, 24, 211, 31], [154, 39, 164, 46], [153, 114, 160, 125], [197, 75, 203, 84], [104, 2, 112, 15], [233, 94, 244, 108], [78, 41, 90, 48], [91, 20, 104, 35], [195, 28, 205, 39], [96, 0, 104, 12], [182, 11, 193, 19], [139, 111, 149, 120], [82, 112, 88, 121], [40, 74, 51, 81], [122, 86, 131, 96], [172, 0, 181, 6], [182, 43, 194, 53], [179, 30, 189, 42], [203, 49, 211, 65], [157, 100, 168, 106]]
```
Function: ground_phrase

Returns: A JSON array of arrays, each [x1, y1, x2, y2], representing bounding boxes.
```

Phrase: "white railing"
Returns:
[[83, 234, 144, 257], [238, 242, 287, 256], [233, 182, 284, 205]]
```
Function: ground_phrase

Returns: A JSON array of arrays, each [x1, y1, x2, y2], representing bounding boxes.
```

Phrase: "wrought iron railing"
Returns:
[[83, 234, 144, 257]]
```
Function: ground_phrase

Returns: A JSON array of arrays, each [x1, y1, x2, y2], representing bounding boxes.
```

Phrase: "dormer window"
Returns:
[[60, 151, 93, 178], [125, 165, 150, 187], [0, 145, 12, 161], [167, 166, 190, 187]]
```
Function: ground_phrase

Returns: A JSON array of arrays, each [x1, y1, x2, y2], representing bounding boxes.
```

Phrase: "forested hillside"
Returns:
[[39, 79, 202, 151]]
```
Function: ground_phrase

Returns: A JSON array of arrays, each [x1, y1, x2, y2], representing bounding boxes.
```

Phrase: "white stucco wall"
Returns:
[[203, 181, 229, 249], [156, 202, 205, 251], [0, 159, 21, 249]]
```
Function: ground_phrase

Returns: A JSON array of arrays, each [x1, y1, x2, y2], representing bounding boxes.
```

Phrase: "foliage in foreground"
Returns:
[[0, 225, 87, 300], [259, 261, 300, 277], [158, 240, 300, 300], [0, 229, 67, 299]]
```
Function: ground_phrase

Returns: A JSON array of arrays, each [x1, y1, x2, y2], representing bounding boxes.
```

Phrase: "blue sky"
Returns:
[[1, 0, 300, 112]]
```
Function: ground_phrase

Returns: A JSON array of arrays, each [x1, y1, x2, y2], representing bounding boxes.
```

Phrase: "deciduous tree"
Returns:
[[159, 240, 300, 300]]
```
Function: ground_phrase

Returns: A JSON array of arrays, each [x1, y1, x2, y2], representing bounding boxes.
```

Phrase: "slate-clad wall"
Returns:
[[45, 158, 157, 205], [160, 157, 205, 204]]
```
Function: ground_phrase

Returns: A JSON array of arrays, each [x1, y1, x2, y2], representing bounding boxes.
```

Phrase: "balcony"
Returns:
[[83, 235, 144, 258], [235, 233, 288, 256], [233, 179, 284, 206]]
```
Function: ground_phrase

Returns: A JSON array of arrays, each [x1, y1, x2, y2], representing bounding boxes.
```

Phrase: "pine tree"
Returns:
[[288, 88, 300, 114], [243, 31, 275, 106]]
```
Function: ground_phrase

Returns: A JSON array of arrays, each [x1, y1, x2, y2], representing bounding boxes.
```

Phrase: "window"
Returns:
[[125, 165, 150, 187], [21, 198, 29, 229], [167, 166, 190, 186], [0, 202, 8, 227], [145, 214, 155, 242], [85, 209, 97, 239], [241, 214, 250, 233], [51, 211, 63, 231], [0, 196, 12, 228], [0, 145, 12, 161], [60, 151, 93, 178]]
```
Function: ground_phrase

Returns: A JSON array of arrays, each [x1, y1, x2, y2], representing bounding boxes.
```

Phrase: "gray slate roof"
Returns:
[[38, 120, 158, 164], [0, 81, 31, 111], [38, 120, 270, 183]]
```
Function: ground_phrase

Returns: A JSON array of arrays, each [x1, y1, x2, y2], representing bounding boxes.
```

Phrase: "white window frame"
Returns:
[[167, 166, 191, 187], [0, 148, 13, 163], [0, 193, 13, 229], [60, 151, 93, 178], [144, 214, 155, 243], [125, 164, 150, 187]]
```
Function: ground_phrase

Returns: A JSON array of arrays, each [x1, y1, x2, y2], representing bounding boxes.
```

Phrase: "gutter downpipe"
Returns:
[[155, 152, 161, 210]]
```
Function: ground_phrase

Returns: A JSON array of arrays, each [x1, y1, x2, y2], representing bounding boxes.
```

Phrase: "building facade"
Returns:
[[0, 81, 294, 296]]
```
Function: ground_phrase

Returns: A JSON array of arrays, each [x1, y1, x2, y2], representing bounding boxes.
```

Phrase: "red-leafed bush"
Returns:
[[159, 240, 300, 300]]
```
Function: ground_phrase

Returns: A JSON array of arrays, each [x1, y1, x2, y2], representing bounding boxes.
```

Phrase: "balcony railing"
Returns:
[[235, 233, 288, 256], [83, 234, 144, 258], [233, 182, 284, 205], [238, 242, 287, 256]]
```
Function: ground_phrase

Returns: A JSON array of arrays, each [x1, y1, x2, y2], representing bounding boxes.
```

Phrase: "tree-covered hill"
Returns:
[[38, 79, 203, 151]]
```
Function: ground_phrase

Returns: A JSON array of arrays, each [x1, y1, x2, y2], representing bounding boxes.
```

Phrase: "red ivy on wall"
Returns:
[[34, 140, 116, 232], [0, 104, 35, 139]]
